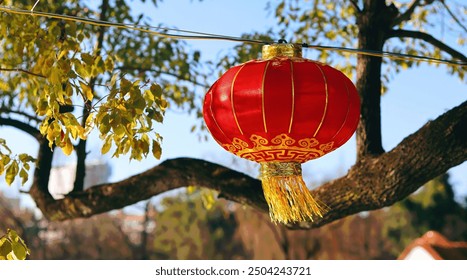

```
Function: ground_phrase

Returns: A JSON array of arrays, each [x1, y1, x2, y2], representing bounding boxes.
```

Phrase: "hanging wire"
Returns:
[[0, 5, 465, 67], [302, 44, 466, 66]]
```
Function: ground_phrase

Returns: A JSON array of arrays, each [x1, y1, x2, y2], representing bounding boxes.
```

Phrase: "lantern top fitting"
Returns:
[[262, 43, 302, 60]]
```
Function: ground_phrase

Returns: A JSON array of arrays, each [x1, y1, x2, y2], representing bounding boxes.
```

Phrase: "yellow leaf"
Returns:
[[80, 82, 93, 101], [49, 68, 61, 85], [19, 168, 28, 185], [3, 230, 30, 260], [99, 114, 111, 135], [101, 136, 112, 154], [85, 112, 94, 128], [83, 112, 95, 137], [81, 53, 93, 65], [186, 186, 197, 194], [201, 191, 216, 210], [57, 49, 68, 60], [62, 137, 74, 156], [105, 56, 114, 71], [152, 140, 162, 159], [5, 161, 19, 186], [65, 83, 73, 96]]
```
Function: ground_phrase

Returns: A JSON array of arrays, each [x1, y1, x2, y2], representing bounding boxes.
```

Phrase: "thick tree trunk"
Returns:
[[355, 0, 396, 158], [29, 140, 55, 214]]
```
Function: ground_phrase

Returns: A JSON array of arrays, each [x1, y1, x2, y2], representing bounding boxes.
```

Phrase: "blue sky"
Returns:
[[1, 0, 466, 208]]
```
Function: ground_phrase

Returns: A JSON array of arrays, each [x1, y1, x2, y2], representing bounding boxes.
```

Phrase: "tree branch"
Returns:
[[0, 68, 45, 78], [392, 0, 421, 27], [349, 0, 361, 13], [29, 101, 467, 229], [440, 0, 467, 33], [0, 117, 41, 140], [387, 29, 467, 62], [0, 107, 42, 123]]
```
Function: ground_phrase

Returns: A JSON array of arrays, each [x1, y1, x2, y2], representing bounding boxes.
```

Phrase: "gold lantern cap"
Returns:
[[262, 43, 302, 60]]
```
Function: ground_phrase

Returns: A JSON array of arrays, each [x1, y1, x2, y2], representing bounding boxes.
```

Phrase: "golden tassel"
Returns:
[[260, 162, 328, 224]]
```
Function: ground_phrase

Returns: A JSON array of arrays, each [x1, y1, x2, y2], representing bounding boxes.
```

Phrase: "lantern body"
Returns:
[[203, 58, 360, 164], [203, 44, 360, 224]]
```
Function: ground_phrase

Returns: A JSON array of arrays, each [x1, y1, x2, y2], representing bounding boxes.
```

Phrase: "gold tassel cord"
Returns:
[[260, 162, 329, 224]]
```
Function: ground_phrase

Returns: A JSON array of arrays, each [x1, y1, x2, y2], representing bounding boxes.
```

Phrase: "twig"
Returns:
[[0, 68, 46, 78], [31, 0, 40, 13], [440, 0, 467, 33]]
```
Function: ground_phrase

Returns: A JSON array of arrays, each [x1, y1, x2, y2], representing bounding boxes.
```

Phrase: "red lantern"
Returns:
[[203, 44, 360, 224]]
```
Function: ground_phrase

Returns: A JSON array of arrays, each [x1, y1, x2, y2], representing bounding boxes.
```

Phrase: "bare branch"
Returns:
[[392, 0, 421, 27], [28, 101, 467, 230], [440, 0, 467, 33], [350, 0, 361, 13], [387, 29, 467, 62], [0, 107, 42, 123], [0, 68, 45, 78], [0, 117, 41, 140]]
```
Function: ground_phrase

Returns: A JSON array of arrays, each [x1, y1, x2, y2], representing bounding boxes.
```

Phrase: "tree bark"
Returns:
[[355, 0, 396, 158], [29, 140, 55, 215]]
